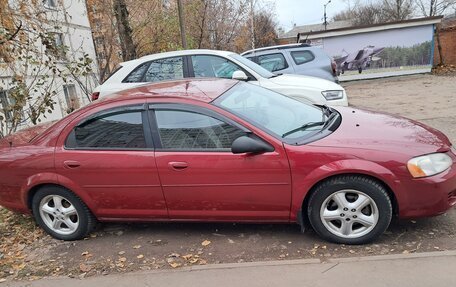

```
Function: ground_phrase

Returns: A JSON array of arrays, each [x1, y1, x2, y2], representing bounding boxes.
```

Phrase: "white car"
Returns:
[[92, 50, 348, 106]]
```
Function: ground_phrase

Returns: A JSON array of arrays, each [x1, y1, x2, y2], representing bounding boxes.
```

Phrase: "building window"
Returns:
[[43, 0, 56, 8], [0, 89, 24, 125], [47, 32, 66, 60], [0, 90, 12, 122], [63, 84, 80, 113]]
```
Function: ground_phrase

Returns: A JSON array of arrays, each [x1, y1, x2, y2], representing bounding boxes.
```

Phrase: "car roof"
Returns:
[[241, 43, 311, 56], [120, 49, 235, 66], [99, 78, 238, 104]]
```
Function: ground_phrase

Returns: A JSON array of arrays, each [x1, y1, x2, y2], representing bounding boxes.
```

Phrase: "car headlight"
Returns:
[[407, 153, 452, 178], [322, 90, 344, 100]]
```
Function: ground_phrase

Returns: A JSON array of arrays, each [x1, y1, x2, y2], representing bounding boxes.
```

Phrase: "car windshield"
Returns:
[[228, 53, 275, 79], [215, 82, 324, 140]]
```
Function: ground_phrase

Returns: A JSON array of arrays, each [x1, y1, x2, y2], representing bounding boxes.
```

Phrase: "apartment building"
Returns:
[[0, 0, 99, 136]]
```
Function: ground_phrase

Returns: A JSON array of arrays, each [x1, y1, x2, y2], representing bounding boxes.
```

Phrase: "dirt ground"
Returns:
[[1, 73, 456, 283]]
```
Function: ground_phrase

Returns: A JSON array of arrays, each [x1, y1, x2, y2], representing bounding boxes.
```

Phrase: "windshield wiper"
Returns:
[[282, 121, 325, 138], [282, 111, 339, 138], [269, 73, 283, 78]]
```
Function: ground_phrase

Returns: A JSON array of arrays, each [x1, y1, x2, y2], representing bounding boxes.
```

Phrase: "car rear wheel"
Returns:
[[32, 186, 96, 240], [307, 175, 392, 244]]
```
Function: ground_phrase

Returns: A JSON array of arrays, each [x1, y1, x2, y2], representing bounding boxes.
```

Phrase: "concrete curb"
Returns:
[[5, 250, 456, 286], [47, 250, 456, 279], [183, 250, 456, 272]]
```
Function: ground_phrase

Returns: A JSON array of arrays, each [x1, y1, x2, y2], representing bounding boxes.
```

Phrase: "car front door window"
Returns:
[[154, 109, 245, 150]]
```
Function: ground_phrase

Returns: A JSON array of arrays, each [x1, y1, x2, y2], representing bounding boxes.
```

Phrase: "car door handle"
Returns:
[[168, 161, 188, 170], [63, 160, 81, 169]]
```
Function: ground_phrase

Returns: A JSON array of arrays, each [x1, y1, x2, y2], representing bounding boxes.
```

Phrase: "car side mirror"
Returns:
[[232, 70, 249, 81], [231, 136, 274, 154]]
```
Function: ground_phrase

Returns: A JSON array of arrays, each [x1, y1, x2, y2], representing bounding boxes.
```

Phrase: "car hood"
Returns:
[[311, 107, 452, 155], [268, 74, 343, 91]]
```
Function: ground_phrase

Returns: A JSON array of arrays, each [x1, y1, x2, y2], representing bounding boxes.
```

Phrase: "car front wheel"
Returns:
[[32, 186, 96, 240], [308, 175, 392, 245]]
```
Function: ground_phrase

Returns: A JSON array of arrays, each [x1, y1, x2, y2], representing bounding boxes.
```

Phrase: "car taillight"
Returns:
[[91, 92, 100, 101], [331, 60, 337, 76]]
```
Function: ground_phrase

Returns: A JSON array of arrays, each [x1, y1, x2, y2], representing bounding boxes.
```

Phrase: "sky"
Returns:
[[266, 0, 349, 31]]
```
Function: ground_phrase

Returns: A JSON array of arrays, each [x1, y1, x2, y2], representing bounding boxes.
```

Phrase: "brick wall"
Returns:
[[434, 21, 456, 65]]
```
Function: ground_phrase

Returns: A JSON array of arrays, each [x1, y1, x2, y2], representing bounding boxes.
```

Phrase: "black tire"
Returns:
[[358, 67, 363, 74], [307, 175, 392, 245], [32, 186, 97, 241]]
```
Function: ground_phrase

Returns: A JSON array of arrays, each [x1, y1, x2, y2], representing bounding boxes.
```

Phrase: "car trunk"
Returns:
[[1, 122, 56, 147]]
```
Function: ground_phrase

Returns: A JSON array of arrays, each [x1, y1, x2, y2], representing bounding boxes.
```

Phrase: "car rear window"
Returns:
[[291, 50, 315, 65]]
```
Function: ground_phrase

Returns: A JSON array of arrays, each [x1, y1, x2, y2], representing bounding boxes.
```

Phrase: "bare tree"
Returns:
[[416, 0, 456, 16], [382, 0, 415, 20], [415, 0, 456, 65], [333, 0, 415, 25], [113, 0, 137, 60]]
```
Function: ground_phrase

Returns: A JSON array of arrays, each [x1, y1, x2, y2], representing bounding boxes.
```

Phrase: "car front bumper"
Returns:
[[397, 152, 456, 218]]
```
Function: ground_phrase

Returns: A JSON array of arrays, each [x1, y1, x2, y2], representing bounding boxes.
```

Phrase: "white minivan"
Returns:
[[92, 49, 348, 106]]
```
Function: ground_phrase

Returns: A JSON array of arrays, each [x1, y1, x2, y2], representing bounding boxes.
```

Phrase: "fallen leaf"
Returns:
[[133, 245, 141, 249], [402, 250, 410, 254], [118, 251, 125, 255], [182, 254, 193, 260], [0, 279, 6, 283], [79, 263, 92, 273], [201, 240, 211, 247], [137, 254, 144, 259], [118, 257, 127, 262], [169, 262, 181, 268], [81, 251, 90, 256]]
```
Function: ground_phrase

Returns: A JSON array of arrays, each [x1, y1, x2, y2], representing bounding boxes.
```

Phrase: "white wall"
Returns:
[[0, 0, 99, 134]]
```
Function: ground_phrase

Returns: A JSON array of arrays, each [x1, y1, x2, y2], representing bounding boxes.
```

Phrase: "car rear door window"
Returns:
[[144, 57, 184, 82], [154, 109, 245, 150], [67, 111, 146, 149], [123, 63, 149, 83], [291, 50, 315, 65], [257, 53, 288, 72], [191, 55, 243, 79]]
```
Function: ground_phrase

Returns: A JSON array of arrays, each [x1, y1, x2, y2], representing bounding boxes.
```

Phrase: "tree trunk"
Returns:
[[113, 0, 136, 61], [177, 0, 188, 49], [435, 24, 444, 65]]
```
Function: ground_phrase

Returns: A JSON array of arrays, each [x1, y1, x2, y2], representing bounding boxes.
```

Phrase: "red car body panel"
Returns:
[[0, 79, 455, 224]]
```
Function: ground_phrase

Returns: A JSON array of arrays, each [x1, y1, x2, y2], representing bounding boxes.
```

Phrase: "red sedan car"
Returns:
[[0, 79, 455, 244]]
